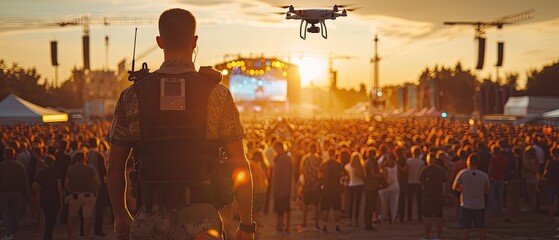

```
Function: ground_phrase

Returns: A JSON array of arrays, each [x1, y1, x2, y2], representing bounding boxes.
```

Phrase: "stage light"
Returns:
[[255, 61, 261, 67], [377, 92, 383, 97], [469, 119, 475, 126], [222, 69, 229, 76], [441, 112, 448, 118], [226, 63, 231, 68], [240, 61, 245, 67], [259, 70, 264, 75], [279, 62, 285, 68], [249, 69, 255, 75], [231, 62, 237, 67], [241, 66, 247, 71], [247, 61, 253, 67], [266, 61, 271, 67], [282, 71, 288, 77], [42, 114, 69, 123], [266, 66, 271, 71]]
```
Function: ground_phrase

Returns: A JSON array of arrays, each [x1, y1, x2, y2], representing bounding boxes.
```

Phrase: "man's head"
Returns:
[[72, 150, 86, 165], [467, 153, 479, 169], [88, 137, 99, 149], [157, 8, 198, 56], [3, 147, 16, 160]]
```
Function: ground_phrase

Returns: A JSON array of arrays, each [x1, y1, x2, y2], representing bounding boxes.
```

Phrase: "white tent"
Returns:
[[0, 94, 68, 124], [543, 108, 559, 118], [504, 96, 559, 117]]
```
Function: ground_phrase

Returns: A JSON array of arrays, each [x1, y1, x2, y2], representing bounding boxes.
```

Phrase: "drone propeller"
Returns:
[[335, 4, 354, 8], [276, 5, 294, 9], [271, 12, 287, 15], [326, 4, 354, 8], [346, 7, 360, 12]]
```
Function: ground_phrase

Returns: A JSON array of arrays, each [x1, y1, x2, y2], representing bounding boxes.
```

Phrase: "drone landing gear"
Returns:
[[320, 20, 327, 39], [299, 19, 328, 40]]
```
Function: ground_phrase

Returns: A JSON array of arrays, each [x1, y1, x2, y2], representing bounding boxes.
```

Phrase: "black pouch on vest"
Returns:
[[211, 157, 234, 209]]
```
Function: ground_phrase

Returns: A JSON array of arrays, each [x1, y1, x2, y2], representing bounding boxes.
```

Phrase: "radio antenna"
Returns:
[[131, 27, 138, 73]]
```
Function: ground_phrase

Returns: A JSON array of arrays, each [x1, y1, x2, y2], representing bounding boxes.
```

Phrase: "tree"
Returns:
[[526, 59, 559, 96]]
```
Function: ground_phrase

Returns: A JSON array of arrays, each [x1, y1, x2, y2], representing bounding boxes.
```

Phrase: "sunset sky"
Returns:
[[1, 0, 558, 90]]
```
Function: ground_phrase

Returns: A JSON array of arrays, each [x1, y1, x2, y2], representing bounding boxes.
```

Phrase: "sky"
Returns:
[[1, 0, 558, 90]]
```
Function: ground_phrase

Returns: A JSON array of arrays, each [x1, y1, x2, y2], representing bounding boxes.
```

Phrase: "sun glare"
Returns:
[[292, 57, 328, 87]]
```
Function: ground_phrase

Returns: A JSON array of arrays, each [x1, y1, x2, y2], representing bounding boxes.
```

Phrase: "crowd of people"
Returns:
[[0, 123, 112, 240], [0, 117, 558, 239], [242, 117, 559, 239]]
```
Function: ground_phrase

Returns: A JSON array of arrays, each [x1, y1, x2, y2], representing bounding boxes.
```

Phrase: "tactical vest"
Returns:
[[132, 70, 225, 210]]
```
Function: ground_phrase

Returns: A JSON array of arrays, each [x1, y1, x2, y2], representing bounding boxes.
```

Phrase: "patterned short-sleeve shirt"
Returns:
[[107, 60, 246, 147]]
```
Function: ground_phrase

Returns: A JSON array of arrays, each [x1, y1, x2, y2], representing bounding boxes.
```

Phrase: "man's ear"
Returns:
[[156, 36, 164, 49], [192, 35, 198, 50]]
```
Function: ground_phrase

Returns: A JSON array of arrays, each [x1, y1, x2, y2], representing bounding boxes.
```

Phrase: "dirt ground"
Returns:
[[5, 202, 558, 240]]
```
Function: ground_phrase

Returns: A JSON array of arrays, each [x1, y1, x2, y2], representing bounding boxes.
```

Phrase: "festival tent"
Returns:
[[543, 108, 559, 118], [0, 94, 68, 124], [504, 96, 559, 117]]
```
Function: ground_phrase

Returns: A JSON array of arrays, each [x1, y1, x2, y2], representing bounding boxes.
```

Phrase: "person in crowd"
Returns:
[[65, 151, 101, 240], [0, 147, 28, 240], [420, 153, 447, 240], [86, 137, 108, 237], [299, 142, 322, 231], [523, 147, 539, 213], [107, 9, 255, 239], [395, 147, 409, 222], [272, 141, 292, 235], [543, 147, 559, 224], [453, 154, 490, 240], [379, 148, 400, 224], [364, 148, 383, 230], [407, 145, 425, 222], [488, 146, 508, 215], [54, 140, 72, 224], [319, 148, 343, 233], [249, 149, 269, 229], [33, 154, 63, 240], [345, 152, 365, 227], [502, 141, 521, 223]]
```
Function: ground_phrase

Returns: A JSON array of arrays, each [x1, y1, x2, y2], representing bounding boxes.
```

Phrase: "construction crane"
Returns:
[[370, 34, 385, 114], [1, 14, 158, 71], [444, 9, 534, 37], [443, 9, 534, 69], [328, 53, 352, 90]]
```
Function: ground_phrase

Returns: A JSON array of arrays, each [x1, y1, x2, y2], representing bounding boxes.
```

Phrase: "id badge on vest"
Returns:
[[160, 78, 186, 110]]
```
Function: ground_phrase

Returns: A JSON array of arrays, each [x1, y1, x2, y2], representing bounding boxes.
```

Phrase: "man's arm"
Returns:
[[224, 139, 253, 225], [107, 144, 133, 219], [452, 171, 463, 192]]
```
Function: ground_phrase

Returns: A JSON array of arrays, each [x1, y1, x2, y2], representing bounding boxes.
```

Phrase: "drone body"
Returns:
[[278, 5, 353, 40]]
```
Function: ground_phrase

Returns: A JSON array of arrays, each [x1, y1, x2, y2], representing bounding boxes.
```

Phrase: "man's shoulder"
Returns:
[[117, 85, 138, 107]]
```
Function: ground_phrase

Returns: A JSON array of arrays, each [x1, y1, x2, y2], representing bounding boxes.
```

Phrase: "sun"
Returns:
[[292, 57, 328, 87]]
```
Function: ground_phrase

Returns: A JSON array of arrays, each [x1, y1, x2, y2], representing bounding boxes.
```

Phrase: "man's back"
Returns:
[[489, 154, 508, 181], [0, 160, 27, 193], [454, 168, 489, 209], [321, 160, 342, 193], [66, 164, 98, 193], [420, 165, 446, 196], [273, 153, 292, 198], [302, 154, 321, 191]]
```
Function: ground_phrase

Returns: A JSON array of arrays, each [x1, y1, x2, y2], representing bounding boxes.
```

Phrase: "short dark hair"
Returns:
[[467, 153, 479, 167], [159, 8, 196, 50], [3, 147, 16, 160]]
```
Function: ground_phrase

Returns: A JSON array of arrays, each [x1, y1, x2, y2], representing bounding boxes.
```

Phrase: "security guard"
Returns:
[[107, 8, 255, 240]]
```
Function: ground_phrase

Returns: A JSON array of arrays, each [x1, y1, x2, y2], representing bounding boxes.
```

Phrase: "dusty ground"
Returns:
[[4, 203, 558, 240]]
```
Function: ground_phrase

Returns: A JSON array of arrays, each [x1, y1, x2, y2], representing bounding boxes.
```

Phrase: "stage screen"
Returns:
[[229, 74, 287, 102]]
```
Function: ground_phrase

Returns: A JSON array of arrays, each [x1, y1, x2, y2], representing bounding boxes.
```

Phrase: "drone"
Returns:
[[275, 5, 357, 40]]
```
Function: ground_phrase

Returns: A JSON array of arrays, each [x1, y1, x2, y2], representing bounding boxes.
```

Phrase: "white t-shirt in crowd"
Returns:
[[407, 158, 425, 184], [344, 163, 365, 186], [453, 168, 490, 209]]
